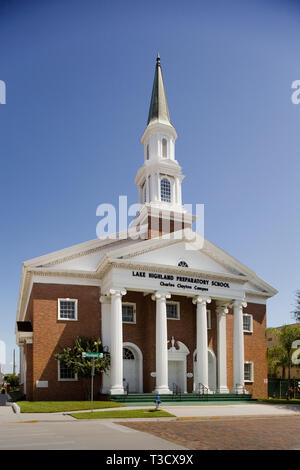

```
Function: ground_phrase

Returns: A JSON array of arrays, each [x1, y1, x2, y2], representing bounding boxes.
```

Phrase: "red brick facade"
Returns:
[[22, 283, 267, 400]]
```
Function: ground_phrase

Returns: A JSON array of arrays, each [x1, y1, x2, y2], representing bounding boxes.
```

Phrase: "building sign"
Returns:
[[132, 271, 230, 291]]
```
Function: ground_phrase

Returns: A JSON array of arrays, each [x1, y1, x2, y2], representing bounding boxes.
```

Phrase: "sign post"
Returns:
[[82, 352, 103, 412]]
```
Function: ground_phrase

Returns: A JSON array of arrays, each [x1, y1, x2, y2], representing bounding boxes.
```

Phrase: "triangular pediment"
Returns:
[[122, 241, 236, 276], [101, 229, 277, 297]]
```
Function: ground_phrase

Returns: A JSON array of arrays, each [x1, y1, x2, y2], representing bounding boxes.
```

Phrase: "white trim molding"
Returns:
[[57, 298, 78, 321], [244, 361, 254, 383], [122, 302, 136, 324], [57, 360, 78, 382], [243, 313, 253, 333]]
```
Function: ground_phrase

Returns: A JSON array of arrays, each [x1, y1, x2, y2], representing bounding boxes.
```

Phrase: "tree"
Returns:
[[266, 325, 300, 387], [266, 344, 288, 378], [292, 290, 300, 322], [4, 374, 19, 389], [55, 337, 110, 399]]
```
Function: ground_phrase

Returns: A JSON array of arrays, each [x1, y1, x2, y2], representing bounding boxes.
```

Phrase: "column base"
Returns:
[[153, 387, 172, 395], [217, 386, 229, 394], [110, 387, 124, 395]]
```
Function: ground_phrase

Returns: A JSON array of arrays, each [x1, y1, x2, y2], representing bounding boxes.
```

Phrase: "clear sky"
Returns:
[[0, 0, 299, 373]]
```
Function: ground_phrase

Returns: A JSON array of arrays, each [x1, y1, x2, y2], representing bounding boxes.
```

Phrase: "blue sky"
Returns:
[[0, 0, 299, 372]]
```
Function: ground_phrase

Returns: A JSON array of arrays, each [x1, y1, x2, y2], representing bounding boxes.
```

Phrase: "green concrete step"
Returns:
[[110, 393, 253, 403]]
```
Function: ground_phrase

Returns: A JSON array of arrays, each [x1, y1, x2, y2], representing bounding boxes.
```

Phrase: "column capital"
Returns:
[[151, 291, 171, 301], [192, 295, 211, 305], [109, 288, 127, 298], [215, 301, 231, 317], [233, 299, 247, 309]]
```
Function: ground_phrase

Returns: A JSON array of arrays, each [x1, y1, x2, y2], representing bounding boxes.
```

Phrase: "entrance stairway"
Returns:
[[110, 392, 254, 404]]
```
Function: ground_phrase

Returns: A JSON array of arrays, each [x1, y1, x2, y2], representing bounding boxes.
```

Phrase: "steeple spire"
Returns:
[[147, 55, 171, 126]]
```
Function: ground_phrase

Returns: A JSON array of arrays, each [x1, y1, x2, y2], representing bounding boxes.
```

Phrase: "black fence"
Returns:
[[268, 378, 300, 399]]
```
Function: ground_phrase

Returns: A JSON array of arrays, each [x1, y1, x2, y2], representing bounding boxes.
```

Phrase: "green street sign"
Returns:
[[82, 352, 103, 358]]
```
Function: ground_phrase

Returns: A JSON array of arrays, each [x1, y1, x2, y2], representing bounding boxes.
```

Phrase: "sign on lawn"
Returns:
[[82, 352, 103, 358]]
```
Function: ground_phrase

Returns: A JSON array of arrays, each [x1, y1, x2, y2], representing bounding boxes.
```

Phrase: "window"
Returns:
[[160, 178, 171, 202], [244, 362, 254, 382], [162, 138, 167, 158], [207, 310, 211, 330], [58, 361, 77, 381], [178, 260, 188, 268], [58, 299, 78, 320], [167, 302, 180, 320], [122, 303, 136, 323], [123, 348, 134, 360], [243, 314, 253, 333], [146, 144, 149, 160]]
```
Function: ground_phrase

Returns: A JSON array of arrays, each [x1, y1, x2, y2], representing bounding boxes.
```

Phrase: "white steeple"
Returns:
[[133, 56, 192, 238]]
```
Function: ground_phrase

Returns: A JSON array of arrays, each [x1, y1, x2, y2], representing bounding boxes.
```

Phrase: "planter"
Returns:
[[0, 394, 8, 406]]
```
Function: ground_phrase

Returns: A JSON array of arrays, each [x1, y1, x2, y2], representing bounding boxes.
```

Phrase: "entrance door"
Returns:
[[123, 347, 138, 393], [168, 361, 184, 392]]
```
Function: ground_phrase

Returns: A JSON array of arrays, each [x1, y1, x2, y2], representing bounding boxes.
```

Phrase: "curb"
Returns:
[[12, 402, 20, 414]]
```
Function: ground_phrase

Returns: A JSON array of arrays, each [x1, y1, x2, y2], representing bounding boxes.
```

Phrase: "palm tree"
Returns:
[[266, 344, 288, 378]]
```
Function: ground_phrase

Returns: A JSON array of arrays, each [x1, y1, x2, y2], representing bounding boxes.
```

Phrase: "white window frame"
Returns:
[[166, 301, 180, 320], [160, 176, 172, 203], [243, 314, 253, 333], [58, 298, 78, 321], [57, 360, 78, 382], [207, 309, 211, 330], [244, 362, 254, 383], [122, 302, 136, 324]]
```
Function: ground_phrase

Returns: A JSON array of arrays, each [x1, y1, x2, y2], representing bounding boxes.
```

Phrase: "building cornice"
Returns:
[[98, 258, 250, 284]]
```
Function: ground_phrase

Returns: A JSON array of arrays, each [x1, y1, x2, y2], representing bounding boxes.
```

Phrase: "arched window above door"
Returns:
[[123, 348, 135, 360]]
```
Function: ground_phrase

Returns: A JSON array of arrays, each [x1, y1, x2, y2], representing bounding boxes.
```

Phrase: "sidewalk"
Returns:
[[2, 401, 300, 423]]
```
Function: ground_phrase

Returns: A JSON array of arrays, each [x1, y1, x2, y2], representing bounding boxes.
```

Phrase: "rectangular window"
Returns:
[[58, 361, 77, 381], [243, 314, 253, 333], [244, 362, 254, 382], [58, 299, 78, 320], [207, 310, 211, 330], [167, 302, 180, 320], [122, 303, 136, 323]]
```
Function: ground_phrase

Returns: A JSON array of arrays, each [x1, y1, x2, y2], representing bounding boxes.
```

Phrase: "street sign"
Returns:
[[81, 352, 104, 412], [82, 352, 103, 358]]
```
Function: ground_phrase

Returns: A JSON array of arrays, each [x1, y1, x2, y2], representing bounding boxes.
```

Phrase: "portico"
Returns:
[[100, 256, 251, 396]]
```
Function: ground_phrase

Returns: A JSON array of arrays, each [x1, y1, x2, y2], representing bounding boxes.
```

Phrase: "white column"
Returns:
[[109, 288, 126, 395], [138, 186, 143, 205], [146, 175, 150, 203], [232, 299, 247, 394], [216, 303, 229, 393], [193, 296, 211, 391], [19, 345, 24, 385], [100, 295, 111, 394], [152, 292, 172, 394]]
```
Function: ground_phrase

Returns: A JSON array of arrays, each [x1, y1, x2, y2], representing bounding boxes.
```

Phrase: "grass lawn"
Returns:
[[259, 398, 300, 405], [17, 401, 125, 413], [71, 408, 175, 419]]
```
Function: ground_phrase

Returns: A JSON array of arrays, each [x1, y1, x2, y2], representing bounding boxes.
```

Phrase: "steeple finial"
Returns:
[[147, 55, 171, 126]]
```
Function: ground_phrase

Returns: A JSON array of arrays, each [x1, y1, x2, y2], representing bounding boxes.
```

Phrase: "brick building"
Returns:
[[16, 56, 277, 400]]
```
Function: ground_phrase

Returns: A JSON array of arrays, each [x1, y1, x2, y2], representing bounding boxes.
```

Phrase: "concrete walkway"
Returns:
[[2, 401, 300, 423]]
